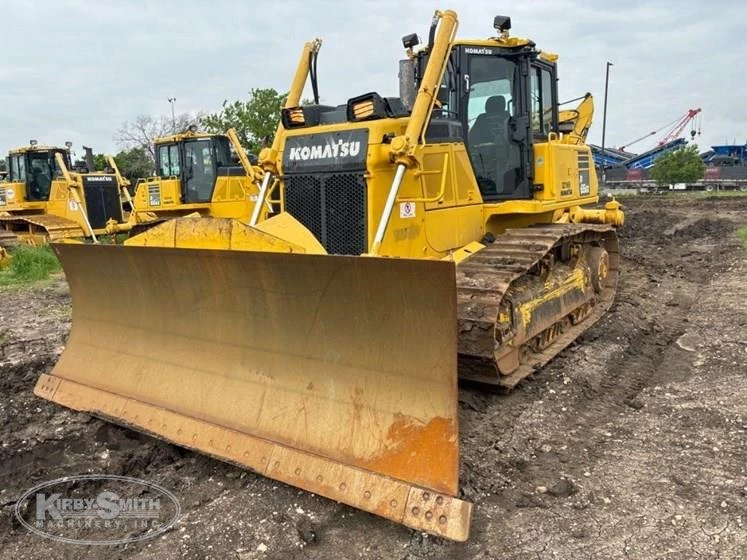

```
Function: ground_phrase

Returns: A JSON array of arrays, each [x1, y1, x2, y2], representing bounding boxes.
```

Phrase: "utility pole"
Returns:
[[601, 62, 612, 186], [168, 97, 177, 133]]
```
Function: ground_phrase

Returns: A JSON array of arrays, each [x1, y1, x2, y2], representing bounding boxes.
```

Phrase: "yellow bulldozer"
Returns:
[[107, 127, 266, 236], [0, 142, 132, 251], [36, 10, 623, 541]]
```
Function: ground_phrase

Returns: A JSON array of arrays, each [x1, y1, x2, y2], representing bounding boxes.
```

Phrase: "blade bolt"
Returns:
[[339, 483, 347, 491], [295, 468, 302, 476], [425, 511, 433, 520], [439, 515, 447, 525], [422, 492, 430, 501], [390, 499, 398, 508], [436, 496, 444, 505], [316, 475, 323, 483], [363, 491, 371, 499], [411, 507, 420, 516]]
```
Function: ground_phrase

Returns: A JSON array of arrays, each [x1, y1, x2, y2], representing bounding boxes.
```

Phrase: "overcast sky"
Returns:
[[1, 0, 744, 158]]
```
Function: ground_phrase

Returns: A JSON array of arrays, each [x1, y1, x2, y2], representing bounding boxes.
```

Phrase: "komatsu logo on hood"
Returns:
[[288, 140, 361, 161], [283, 129, 368, 173]]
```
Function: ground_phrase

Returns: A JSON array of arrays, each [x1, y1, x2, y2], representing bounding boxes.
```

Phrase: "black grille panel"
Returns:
[[82, 176, 123, 229], [285, 173, 366, 255]]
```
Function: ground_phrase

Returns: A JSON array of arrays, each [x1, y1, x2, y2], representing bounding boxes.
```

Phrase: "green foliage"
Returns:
[[0, 245, 61, 285], [650, 145, 706, 186], [93, 153, 108, 171], [113, 147, 154, 182], [202, 88, 287, 154], [738, 226, 747, 249]]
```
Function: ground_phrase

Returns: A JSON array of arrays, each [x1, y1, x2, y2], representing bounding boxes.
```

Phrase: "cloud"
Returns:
[[0, 0, 743, 156]]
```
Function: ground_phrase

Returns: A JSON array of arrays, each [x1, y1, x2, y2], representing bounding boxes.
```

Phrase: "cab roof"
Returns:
[[453, 37, 558, 63], [154, 131, 224, 145], [8, 145, 68, 156]]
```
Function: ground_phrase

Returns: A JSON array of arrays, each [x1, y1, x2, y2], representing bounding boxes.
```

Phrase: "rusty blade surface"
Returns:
[[43, 243, 461, 497]]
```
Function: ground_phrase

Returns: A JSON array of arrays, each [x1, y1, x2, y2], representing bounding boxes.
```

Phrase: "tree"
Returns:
[[113, 147, 155, 183], [93, 154, 108, 172], [201, 88, 286, 154], [651, 145, 706, 186], [115, 112, 204, 160]]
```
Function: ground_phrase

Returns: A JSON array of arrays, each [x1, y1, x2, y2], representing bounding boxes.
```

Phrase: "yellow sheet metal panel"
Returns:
[[123, 215, 322, 253], [46, 243, 460, 496], [253, 213, 327, 254]]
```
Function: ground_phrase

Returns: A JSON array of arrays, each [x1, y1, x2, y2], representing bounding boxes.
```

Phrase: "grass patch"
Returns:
[[738, 227, 747, 249], [0, 245, 61, 285]]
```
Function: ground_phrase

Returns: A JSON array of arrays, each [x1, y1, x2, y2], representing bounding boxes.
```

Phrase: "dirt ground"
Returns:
[[1, 195, 745, 559]]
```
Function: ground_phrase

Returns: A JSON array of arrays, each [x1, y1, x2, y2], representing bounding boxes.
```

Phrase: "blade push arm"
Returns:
[[54, 152, 98, 242], [370, 10, 458, 255], [251, 39, 322, 226]]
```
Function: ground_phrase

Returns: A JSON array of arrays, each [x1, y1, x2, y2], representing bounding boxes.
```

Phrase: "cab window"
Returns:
[[10, 155, 26, 182], [464, 55, 521, 198], [530, 66, 555, 136], [158, 144, 181, 177]]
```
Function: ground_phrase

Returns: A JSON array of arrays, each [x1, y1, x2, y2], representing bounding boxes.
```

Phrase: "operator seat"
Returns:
[[469, 95, 510, 146], [469, 95, 512, 197]]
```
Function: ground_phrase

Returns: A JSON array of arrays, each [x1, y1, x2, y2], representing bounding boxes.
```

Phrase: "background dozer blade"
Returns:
[[36, 243, 472, 540]]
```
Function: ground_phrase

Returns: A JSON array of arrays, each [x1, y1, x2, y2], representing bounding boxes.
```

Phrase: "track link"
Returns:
[[457, 223, 619, 387]]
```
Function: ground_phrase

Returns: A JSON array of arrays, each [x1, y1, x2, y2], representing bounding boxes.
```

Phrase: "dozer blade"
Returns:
[[36, 243, 472, 541]]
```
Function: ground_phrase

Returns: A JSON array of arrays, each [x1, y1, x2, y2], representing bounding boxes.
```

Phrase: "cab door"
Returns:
[[183, 139, 217, 203]]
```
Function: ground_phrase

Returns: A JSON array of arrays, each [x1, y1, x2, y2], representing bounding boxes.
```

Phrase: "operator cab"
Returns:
[[7, 145, 72, 202], [409, 15, 559, 201], [155, 131, 236, 204]]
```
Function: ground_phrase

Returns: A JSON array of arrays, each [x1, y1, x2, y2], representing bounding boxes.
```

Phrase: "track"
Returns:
[[457, 223, 619, 387], [0, 230, 19, 249]]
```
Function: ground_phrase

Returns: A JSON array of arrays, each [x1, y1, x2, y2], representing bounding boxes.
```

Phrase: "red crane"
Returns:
[[618, 108, 702, 151], [658, 108, 701, 145]]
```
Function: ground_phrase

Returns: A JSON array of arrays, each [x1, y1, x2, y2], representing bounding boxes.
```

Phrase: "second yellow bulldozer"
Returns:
[[36, 11, 623, 541], [0, 142, 131, 250]]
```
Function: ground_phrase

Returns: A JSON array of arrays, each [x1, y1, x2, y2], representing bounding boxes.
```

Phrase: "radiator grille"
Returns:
[[285, 173, 367, 255], [82, 177, 123, 229]]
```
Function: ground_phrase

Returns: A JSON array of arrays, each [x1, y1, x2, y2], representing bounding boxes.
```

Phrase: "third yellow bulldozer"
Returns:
[[36, 10, 623, 541]]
